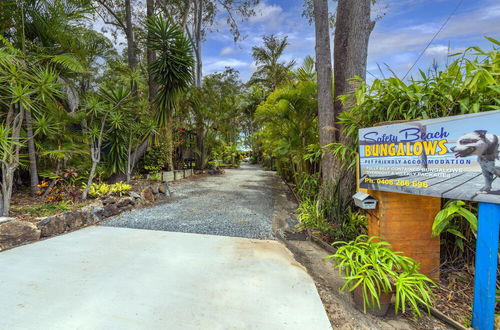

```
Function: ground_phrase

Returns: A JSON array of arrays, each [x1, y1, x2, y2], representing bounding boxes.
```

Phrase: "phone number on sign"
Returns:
[[364, 177, 429, 188]]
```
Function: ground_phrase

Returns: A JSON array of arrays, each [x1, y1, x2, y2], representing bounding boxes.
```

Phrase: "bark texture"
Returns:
[[312, 0, 336, 183], [25, 109, 39, 193], [146, 0, 157, 103], [333, 0, 375, 196]]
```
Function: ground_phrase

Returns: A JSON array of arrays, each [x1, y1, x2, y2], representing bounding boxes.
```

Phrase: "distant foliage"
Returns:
[[331, 37, 500, 169]]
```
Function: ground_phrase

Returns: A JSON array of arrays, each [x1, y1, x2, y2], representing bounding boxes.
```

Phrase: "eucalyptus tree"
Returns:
[[312, 0, 336, 186], [146, 14, 194, 170], [333, 0, 375, 200], [94, 0, 139, 89], [250, 34, 295, 92]]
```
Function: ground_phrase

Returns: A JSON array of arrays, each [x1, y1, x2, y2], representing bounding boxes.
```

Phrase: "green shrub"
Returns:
[[86, 183, 112, 198], [141, 143, 169, 174], [111, 182, 132, 196], [149, 173, 161, 181], [296, 199, 334, 235]]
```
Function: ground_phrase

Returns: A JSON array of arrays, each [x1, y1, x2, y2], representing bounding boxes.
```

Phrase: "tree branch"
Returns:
[[96, 0, 127, 32]]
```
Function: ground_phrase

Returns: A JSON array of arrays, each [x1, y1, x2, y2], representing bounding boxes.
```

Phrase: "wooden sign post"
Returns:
[[472, 202, 500, 330]]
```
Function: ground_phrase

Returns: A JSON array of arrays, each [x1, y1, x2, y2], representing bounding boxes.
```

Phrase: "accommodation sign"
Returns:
[[358, 110, 500, 204]]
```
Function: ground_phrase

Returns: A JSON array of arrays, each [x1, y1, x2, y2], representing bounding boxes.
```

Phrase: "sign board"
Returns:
[[358, 110, 500, 204]]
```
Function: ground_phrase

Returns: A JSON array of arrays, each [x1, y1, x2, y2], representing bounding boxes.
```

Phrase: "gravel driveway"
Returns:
[[102, 164, 284, 239]]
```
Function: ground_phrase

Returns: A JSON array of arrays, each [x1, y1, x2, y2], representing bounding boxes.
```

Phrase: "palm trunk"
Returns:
[[25, 109, 40, 193]]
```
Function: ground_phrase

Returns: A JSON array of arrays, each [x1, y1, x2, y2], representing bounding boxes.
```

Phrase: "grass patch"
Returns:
[[13, 201, 84, 217]]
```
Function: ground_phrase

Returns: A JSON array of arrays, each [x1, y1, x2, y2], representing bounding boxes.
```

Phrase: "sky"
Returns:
[[202, 0, 500, 82]]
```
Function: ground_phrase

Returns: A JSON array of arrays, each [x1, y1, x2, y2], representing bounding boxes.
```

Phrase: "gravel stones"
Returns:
[[103, 164, 280, 240]]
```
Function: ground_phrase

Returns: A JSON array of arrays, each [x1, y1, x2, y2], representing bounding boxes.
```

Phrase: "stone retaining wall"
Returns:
[[148, 169, 194, 182], [0, 182, 173, 252]]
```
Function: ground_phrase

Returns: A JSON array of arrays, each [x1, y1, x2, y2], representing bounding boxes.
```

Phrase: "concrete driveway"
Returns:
[[0, 226, 331, 330]]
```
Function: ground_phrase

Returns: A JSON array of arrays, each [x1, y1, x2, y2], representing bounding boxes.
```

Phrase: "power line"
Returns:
[[402, 0, 464, 80]]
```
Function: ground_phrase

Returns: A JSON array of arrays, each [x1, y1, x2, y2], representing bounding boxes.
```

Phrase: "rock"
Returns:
[[0, 220, 41, 250], [129, 191, 141, 199], [141, 187, 155, 203], [37, 215, 68, 237], [98, 204, 120, 218], [102, 196, 117, 205], [151, 185, 160, 195], [0, 217, 15, 224], [64, 211, 88, 230], [88, 206, 104, 224], [117, 197, 134, 208], [159, 183, 170, 196]]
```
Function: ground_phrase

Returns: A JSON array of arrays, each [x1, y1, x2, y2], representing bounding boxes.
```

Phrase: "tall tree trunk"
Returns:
[[146, 0, 156, 103], [313, 0, 336, 185], [25, 109, 39, 193], [193, 0, 203, 88], [167, 112, 174, 171], [195, 125, 205, 169], [125, 0, 136, 90], [333, 0, 375, 198]]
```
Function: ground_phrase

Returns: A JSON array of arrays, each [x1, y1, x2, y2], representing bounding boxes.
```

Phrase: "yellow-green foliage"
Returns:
[[85, 182, 131, 198], [111, 182, 132, 196], [87, 183, 111, 198]]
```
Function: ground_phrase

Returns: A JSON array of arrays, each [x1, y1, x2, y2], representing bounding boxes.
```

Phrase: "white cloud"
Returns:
[[248, 2, 284, 24], [220, 46, 237, 56], [425, 45, 449, 56], [203, 58, 250, 74], [369, 2, 500, 62]]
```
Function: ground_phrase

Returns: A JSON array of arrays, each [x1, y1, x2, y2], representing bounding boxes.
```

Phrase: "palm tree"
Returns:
[[146, 15, 194, 170], [250, 34, 295, 91]]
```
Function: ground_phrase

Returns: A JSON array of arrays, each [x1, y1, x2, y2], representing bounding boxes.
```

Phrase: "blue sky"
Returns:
[[202, 0, 500, 82]]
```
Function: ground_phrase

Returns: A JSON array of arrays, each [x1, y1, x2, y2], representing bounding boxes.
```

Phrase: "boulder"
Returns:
[[37, 214, 68, 237], [64, 211, 88, 230], [88, 206, 104, 224], [151, 185, 160, 195], [129, 191, 141, 199], [117, 197, 134, 208], [102, 196, 117, 205], [141, 187, 155, 203], [98, 204, 120, 218], [159, 183, 170, 196], [0, 220, 41, 250]]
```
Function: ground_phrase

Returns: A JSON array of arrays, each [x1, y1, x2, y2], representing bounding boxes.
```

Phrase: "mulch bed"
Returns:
[[433, 264, 475, 327]]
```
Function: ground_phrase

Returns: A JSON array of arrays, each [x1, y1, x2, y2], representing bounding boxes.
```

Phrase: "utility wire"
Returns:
[[402, 0, 464, 80]]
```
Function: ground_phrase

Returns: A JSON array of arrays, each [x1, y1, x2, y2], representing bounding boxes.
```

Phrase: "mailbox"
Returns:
[[353, 192, 378, 210]]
